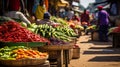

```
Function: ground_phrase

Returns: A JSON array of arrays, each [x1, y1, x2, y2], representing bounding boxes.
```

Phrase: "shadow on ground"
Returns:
[[89, 47, 113, 49], [88, 56, 120, 62], [80, 39, 112, 45], [83, 50, 120, 54]]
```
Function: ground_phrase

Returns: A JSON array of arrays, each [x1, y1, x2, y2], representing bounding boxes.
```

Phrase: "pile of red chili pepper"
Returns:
[[0, 21, 50, 43]]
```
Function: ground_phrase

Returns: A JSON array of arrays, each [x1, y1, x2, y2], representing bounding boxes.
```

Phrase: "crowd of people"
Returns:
[[58, 6, 110, 42], [1, 0, 110, 42]]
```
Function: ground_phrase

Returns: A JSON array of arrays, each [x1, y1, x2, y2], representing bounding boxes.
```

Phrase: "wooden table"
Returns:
[[38, 44, 74, 67]]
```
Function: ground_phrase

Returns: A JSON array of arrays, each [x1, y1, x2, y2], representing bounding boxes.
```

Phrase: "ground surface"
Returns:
[[69, 35, 120, 67]]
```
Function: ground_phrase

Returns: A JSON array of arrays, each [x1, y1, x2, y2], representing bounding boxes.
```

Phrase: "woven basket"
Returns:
[[72, 47, 80, 59], [0, 56, 48, 66]]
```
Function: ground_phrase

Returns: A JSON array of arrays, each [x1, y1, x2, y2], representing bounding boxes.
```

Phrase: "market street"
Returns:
[[69, 35, 120, 67]]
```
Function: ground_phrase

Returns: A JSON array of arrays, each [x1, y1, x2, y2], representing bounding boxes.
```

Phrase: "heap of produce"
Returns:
[[27, 23, 38, 33], [0, 46, 48, 60], [0, 21, 50, 43], [51, 16, 68, 26], [86, 25, 97, 30], [34, 24, 77, 45], [55, 26, 77, 37], [108, 27, 119, 34], [75, 25, 84, 30]]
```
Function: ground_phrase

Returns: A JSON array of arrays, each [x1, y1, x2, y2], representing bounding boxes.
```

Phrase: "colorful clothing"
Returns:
[[36, 19, 54, 26], [32, 0, 40, 14], [98, 10, 109, 25], [8, 0, 20, 11], [81, 13, 90, 24], [35, 5, 46, 20], [98, 10, 109, 41], [5, 11, 31, 25]]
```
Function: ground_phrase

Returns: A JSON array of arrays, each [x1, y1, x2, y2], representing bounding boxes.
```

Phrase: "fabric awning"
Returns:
[[60, 0, 69, 4], [57, 0, 69, 7]]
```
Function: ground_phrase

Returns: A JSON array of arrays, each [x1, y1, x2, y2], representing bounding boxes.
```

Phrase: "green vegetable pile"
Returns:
[[0, 46, 28, 60], [34, 24, 77, 42], [51, 16, 68, 26]]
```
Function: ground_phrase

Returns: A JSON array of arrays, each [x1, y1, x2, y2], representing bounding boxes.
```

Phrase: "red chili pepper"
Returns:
[[0, 21, 50, 44]]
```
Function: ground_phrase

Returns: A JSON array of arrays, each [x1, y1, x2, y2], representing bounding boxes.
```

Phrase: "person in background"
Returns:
[[6, 0, 25, 13], [80, 9, 90, 35], [97, 6, 110, 42], [72, 14, 81, 25], [66, 8, 74, 20], [36, 12, 56, 26], [71, 14, 81, 36], [32, 0, 40, 14], [4, 0, 31, 26], [32, 0, 40, 20], [35, 0, 46, 20]]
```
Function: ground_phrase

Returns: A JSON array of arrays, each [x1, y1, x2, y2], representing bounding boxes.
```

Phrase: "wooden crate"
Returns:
[[112, 33, 120, 48]]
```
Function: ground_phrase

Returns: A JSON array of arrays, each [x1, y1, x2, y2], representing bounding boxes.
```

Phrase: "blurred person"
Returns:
[[81, 9, 90, 25], [72, 14, 81, 36], [97, 6, 110, 42], [4, 0, 31, 26], [32, 0, 40, 20], [36, 12, 59, 27], [32, 0, 40, 14], [80, 9, 90, 35], [6, 0, 26, 13], [35, 0, 46, 20], [66, 8, 74, 20], [72, 14, 81, 25]]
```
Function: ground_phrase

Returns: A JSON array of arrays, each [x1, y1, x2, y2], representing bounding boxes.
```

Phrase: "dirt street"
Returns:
[[69, 35, 120, 67]]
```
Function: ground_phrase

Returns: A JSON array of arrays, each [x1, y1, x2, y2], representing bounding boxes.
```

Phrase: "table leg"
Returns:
[[57, 50, 63, 67], [64, 50, 69, 67]]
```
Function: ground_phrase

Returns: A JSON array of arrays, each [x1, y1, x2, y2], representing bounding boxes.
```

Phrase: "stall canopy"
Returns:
[[57, 0, 69, 7]]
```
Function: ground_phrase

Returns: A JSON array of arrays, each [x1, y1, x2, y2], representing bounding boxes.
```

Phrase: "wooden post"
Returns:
[[64, 50, 69, 67], [57, 50, 64, 67]]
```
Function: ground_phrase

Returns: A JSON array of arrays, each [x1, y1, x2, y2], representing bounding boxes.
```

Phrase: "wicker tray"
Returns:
[[0, 56, 48, 66]]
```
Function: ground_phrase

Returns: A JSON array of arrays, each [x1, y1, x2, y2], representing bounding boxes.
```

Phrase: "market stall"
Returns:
[[0, 19, 50, 67], [108, 26, 120, 48], [0, 16, 79, 67], [38, 43, 74, 67]]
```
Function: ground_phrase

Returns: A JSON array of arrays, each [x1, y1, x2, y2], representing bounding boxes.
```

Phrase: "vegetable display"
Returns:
[[75, 25, 84, 30], [0, 21, 50, 43], [0, 46, 48, 60], [86, 25, 97, 30], [51, 16, 68, 26], [34, 24, 77, 43], [111, 27, 120, 33], [108, 27, 118, 34]]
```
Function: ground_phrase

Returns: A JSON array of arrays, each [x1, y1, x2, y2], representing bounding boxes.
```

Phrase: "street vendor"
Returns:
[[80, 9, 90, 35], [97, 6, 110, 42], [4, 0, 31, 26], [35, 0, 46, 20], [36, 12, 59, 27]]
